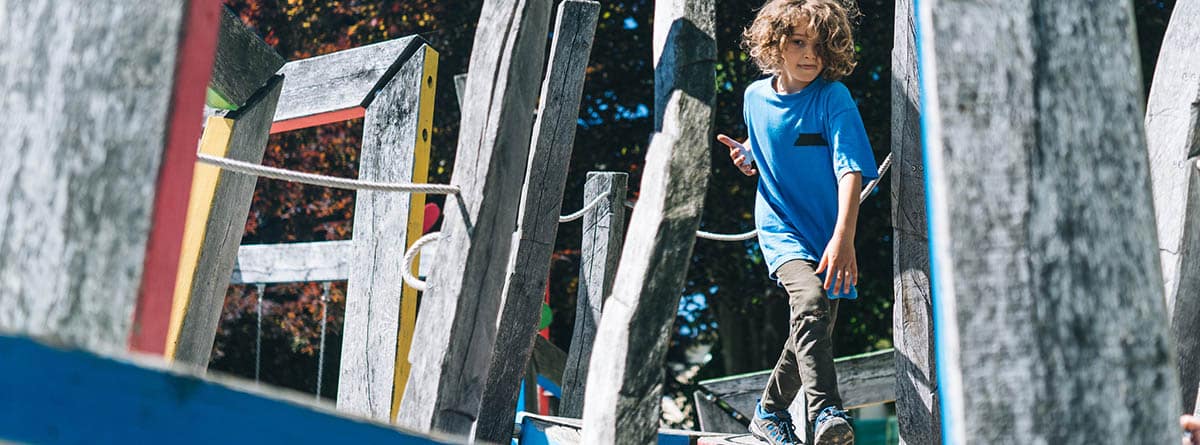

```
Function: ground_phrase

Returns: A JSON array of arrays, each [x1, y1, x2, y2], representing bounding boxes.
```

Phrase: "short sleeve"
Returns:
[[825, 83, 878, 181]]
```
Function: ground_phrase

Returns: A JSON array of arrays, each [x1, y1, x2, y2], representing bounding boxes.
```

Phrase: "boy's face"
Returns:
[[777, 23, 824, 89]]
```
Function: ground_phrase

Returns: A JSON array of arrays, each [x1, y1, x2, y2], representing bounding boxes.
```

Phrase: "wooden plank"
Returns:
[[699, 349, 896, 418], [531, 334, 568, 389], [579, 1, 715, 443], [168, 76, 284, 368], [0, 334, 452, 444], [890, 1, 940, 444], [207, 6, 285, 110], [559, 172, 628, 418], [337, 44, 437, 422], [396, 0, 553, 437], [517, 413, 724, 444], [1144, 0, 1200, 413], [271, 36, 421, 128], [230, 241, 353, 284], [919, 2, 1180, 443], [693, 391, 747, 434], [0, 0, 217, 354], [391, 44, 440, 423], [474, 2, 601, 441]]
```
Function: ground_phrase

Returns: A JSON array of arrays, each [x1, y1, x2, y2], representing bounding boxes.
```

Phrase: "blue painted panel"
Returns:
[[0, 335, 452, 444]]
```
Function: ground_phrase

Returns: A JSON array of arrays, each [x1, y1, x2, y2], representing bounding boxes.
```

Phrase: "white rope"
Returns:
[[402, 232, 442, 292], [860, 151, 893, 204], [559, 191, 611, 223], [696, 229, 758, 241], [196, 153, 461, 195]]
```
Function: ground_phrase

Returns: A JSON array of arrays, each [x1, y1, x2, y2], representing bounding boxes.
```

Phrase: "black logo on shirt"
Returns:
[[794, 133, 827, 146]]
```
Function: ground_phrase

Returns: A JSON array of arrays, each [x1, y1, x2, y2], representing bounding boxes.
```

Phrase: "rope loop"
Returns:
[[402, 232, 442, 291]]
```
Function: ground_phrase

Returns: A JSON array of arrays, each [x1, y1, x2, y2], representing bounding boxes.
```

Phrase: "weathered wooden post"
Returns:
[[891, 1, 940, 443], [579, 0, 715, 442], [166, 8, 286, 367], [1144, 0, 1200, 412], [919, 1, 1180, 442], [0, 0, 219, 354], [559, 172, 628, 418], [339, 42, 438, 422], [168, 76, 284, 368], [397, 0, 552, 437], [474, 1, 601, 441]]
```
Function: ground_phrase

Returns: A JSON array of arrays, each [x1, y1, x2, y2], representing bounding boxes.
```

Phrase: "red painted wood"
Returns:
[[269, 107, 365, 134], [128, 0, 222, 355]]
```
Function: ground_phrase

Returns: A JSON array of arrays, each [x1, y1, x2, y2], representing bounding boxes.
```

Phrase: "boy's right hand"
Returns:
[[717, 134, 757, 176]]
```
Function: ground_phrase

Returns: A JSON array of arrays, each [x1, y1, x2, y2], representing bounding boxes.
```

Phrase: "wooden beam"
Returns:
[[230, 241, 353, 284], [579, 1, 715, 443], [891, 1, 940, 444], [207, 6, 285, 110], [559, 172, 628, 418], [531, 335, 568, 389], [271, 36, 421, 130], [337, 44, 437, 422], [167, 76, 284, 368], [698, 349, 896, 421], [396, 0, 553, 437], [693, 391, 748, 434], [919, 2, 1180, 442], [1144, 0, 1200, 413], [0, 0, 218, 354], [0, 334, 452, 444], [474, 2, 601, 441]]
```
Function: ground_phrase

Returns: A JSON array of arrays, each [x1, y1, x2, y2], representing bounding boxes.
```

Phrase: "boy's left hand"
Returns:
[[816, 235, 857, 295]]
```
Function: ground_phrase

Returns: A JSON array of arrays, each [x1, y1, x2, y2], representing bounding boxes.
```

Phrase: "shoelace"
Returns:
[[766, 415, 800, 444], [816, 406, 854, 428]]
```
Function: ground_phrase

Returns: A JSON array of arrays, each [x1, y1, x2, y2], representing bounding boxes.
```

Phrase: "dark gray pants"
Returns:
[[760, 259, 842, 424]]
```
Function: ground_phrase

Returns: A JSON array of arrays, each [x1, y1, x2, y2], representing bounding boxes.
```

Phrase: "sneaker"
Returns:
[[812, 406, 854, 445], [749, 401, 802, 445]]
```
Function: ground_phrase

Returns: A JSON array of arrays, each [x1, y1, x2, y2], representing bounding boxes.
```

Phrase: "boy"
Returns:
[[716, 1, 876, 444]]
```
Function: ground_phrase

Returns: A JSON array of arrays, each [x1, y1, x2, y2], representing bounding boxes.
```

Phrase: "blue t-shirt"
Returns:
[[743, 76, 878, 299]]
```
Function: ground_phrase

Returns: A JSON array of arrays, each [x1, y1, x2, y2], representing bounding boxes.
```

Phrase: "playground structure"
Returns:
[[2, 1, 1200, 445]]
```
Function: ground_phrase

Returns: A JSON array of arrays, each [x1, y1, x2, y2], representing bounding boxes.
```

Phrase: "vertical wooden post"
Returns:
[[337, 43, 437, 422], [0, 0, 218, 354], [397, 0, 552, 437], [919, 1, 1180, 443], [580, 0, 714, 443], [1144, 0, 1200, 412], [891, 1, 940, 443], [473, 2, 601, 441], [559, 172, 628, 418], [168, 75, 284, 367]]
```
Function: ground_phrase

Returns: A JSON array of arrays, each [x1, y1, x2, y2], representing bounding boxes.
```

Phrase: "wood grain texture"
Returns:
[[559, 172, 628, 418], [230, 241, 353, 284], [0, 0, 190, 353], [531, 335, 568, 388], [890, 1, 939, 443], [396, 0, 553, 437], [273, 36, 420, 123], [920, 1, 1180, 443], [208, 6, 284, 109], [338, 44, 434, 422], [699, 349, 896, 419], [473, 3, 600, 441], [693, 391, 747, 434], [579, 1, 714, 443], [1144, 0, 1200, 412], [172, 76, 284, 367], [0, 334, 454, 444]]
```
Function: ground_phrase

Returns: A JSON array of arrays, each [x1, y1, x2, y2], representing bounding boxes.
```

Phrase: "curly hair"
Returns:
[[742, 0, 861, 80]]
